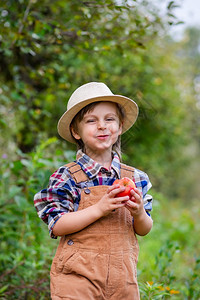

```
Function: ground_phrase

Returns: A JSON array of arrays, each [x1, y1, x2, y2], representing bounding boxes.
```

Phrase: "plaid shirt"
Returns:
[[34, 150, 153, 239]]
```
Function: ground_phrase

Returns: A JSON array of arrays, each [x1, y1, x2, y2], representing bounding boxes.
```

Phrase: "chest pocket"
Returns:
[[79, 185, 109, 210]]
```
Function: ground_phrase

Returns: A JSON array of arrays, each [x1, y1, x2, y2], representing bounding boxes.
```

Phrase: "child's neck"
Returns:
[[85, 150, 112, 169]]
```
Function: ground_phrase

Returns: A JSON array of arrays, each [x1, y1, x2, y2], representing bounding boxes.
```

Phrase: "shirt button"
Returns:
[[67, 239, 74, 246]]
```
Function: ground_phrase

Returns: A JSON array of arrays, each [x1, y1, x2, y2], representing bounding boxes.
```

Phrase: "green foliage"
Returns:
[[0, 0, 200, 298], [0, 138, 70, 299], [138, 193, 200, 299], [184, 256, 200, 300], [139, 281, 171, 299], [0, 0, 165, 152]]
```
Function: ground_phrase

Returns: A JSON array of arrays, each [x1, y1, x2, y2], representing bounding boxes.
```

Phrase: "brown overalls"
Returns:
[[50, 163, 140, 300]]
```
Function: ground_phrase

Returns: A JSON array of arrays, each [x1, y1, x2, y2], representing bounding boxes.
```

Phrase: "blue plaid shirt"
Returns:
[[34, 150, 153, 238]]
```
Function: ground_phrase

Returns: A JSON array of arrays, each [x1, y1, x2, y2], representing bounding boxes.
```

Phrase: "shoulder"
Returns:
[[121, 162, 149, 179], [49, 163, 76, 184], [134, 167, 150, 180], [120, 162, 135, 172], [121, 163, 151, 187], [50, 161, 88, 186]]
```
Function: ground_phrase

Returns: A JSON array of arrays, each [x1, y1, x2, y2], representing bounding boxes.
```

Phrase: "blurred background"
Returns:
[[0, 0, 199, 299]]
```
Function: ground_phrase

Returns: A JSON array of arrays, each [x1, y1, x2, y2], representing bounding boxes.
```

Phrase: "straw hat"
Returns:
[[57, 82, 138, 143]]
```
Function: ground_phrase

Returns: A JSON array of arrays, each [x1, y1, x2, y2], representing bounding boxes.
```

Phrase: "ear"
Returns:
[[118, 122, 123, 135], [70, 126, 81, 140]]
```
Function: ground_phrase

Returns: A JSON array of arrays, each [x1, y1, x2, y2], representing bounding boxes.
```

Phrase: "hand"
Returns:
[[95, 184, 129, 217], [125, 188, 145, 217]]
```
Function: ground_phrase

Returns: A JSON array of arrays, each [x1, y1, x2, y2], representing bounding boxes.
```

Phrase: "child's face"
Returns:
[[71, 102, 122, 157]]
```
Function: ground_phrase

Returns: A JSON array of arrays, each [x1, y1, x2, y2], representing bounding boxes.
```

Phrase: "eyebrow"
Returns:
[[84, 112, 117, 118]]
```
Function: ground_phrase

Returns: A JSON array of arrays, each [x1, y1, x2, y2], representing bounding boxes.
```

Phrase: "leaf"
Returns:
[[9, 185, 22, 198], [14, 195, 28, 208], [21, 159, 33, 168], [167, 1, 174, 9], [12, 160, 24, 173], [0, 285, 9, 294]]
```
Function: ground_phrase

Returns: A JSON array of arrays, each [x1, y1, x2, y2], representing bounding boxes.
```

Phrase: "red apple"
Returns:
[[113, 177, 136, 198]]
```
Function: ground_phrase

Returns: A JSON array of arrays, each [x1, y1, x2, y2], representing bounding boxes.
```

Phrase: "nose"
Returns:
[[97, 119, 106, 129]]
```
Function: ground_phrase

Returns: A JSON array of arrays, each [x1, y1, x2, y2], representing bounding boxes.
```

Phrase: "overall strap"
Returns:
[[64, 162, 88, 184], [64, 162, 135, 183], [120, 163, 135, 180]]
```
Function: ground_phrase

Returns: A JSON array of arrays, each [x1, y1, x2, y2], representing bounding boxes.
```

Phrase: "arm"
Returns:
[[132, 207, 153, 236], [53, 184, 129, 237], [125, 188, 153, 236], [52, 204, 101, 236]]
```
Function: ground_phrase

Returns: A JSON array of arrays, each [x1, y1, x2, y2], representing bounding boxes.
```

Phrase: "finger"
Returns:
[[107, 184, 120, 193], [108, 186, 126, 197], [112, 201, 127, 209], [130, 195, 142, 205], [130, 196, 137, 203], [125, 203, 133, 211], [125, 200, 137, 207], [130, 188, 142, 198], [114, 195, 129, 203]]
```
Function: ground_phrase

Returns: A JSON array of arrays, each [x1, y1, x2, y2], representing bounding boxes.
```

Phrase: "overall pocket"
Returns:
[[56, 249, 79, 274]]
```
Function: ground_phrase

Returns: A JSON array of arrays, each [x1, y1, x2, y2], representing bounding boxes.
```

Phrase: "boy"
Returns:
[[34, 82, 153, 299]]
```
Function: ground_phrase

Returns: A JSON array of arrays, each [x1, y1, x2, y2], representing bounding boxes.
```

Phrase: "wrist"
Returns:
[[93, 203, 104, 219], [133, 207, 146, 220]]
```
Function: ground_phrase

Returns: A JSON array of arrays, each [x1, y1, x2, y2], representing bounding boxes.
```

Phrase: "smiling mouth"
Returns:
[[97, 135, 109, 140]]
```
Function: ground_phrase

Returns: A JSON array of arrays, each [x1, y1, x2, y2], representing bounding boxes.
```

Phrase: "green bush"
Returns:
[[138, 193, 200, 299], [0, 138, 67, 299]]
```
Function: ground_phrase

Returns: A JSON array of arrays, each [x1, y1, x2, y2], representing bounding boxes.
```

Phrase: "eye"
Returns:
[[86, 119, 95, 123], [106, 117, 115, 121]]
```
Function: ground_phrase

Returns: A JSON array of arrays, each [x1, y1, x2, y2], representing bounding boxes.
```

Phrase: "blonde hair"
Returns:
[[70, 101, 125, 158]]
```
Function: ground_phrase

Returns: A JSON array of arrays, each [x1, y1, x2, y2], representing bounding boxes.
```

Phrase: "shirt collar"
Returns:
[[76, 149, 121, 179]]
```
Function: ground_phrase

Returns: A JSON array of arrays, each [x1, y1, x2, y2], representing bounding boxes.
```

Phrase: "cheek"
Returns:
[[111, 126, 122, 142], [112, 123, 122, 134]]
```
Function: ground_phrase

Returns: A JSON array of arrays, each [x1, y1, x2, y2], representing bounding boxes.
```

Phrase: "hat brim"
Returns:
[[57, 95, 138, 143]]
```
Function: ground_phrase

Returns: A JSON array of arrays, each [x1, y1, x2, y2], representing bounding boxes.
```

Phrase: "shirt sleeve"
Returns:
[[34, 166, 80, 239], [134, 168, 153, 215]]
